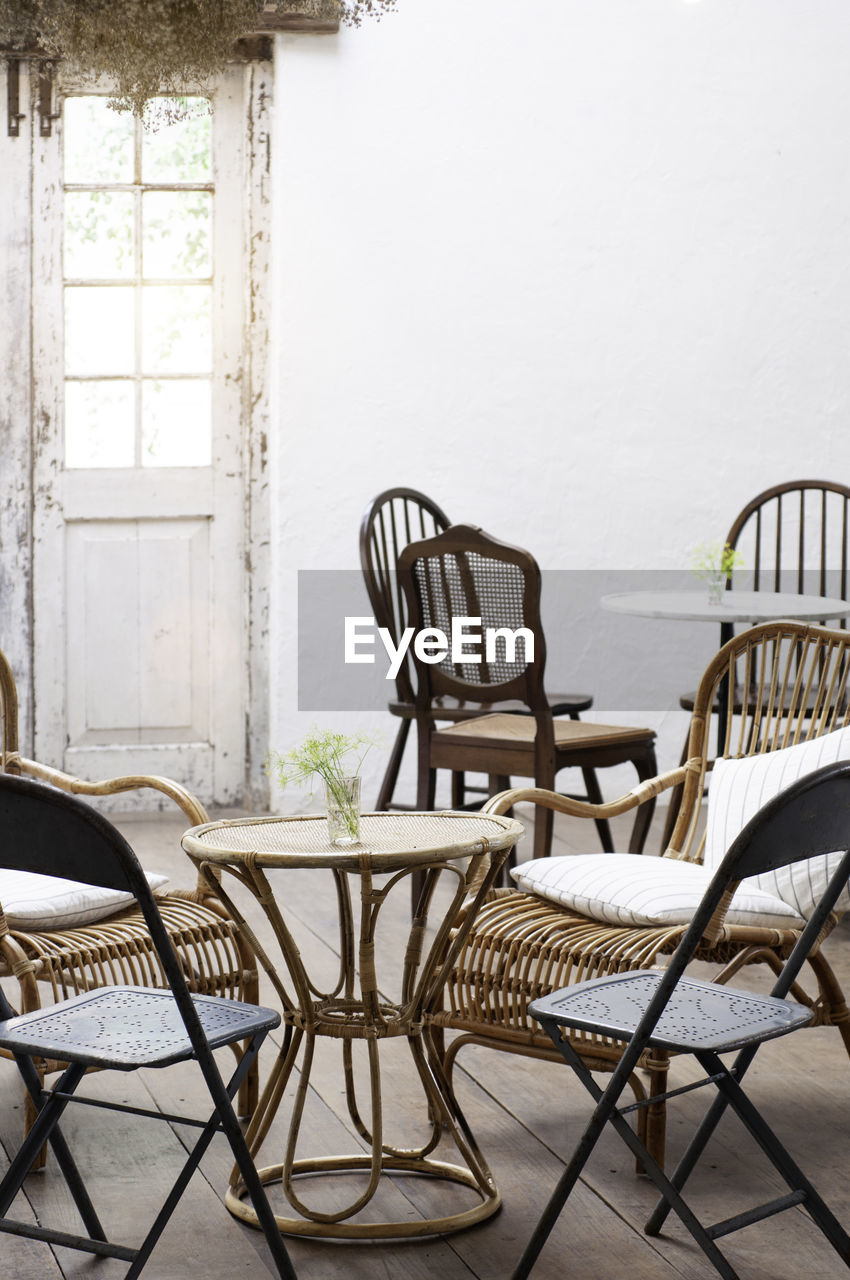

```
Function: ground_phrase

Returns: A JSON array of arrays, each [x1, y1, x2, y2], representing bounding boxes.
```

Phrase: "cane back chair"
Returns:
[[435, 620, 850, 1171], [0, 644, 260, 1137], [397, 524, 658, 864], [359, 488, 594, 811]]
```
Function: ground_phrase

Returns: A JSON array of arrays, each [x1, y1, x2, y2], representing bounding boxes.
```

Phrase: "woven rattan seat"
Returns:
[[437, 620, 850, 1173]]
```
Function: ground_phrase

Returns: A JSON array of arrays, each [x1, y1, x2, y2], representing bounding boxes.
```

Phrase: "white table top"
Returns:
[[599, 589, 850, 624]]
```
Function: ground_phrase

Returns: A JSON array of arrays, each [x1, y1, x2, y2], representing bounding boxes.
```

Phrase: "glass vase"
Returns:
[[706, 571, 726, 606], [325, 775, 361, 846]]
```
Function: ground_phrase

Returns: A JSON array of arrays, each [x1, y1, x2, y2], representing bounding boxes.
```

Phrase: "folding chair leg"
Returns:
[[692, 1050, 850, 1265], [0, 1059, 101, 1232], [185, 1033, 298, 1280], [511, 1034, 740, 1280], [644, 1043, 761, 1237]]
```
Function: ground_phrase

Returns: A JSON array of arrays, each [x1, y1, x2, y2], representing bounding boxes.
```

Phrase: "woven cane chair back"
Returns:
[[399, 524, 548, 710]]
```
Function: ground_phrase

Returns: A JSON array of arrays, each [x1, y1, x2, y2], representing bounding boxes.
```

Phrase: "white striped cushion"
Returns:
[[704, 726, 850, 920], [510, 853, 803, 929], [0, 869, 169, 930]]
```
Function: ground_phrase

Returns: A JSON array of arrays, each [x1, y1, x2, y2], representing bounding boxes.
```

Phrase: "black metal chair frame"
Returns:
[[0, 775, 296, 1280], [513, 761, 850, 1280]]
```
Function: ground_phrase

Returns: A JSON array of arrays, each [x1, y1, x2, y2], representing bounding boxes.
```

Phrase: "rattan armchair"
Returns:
[[434, 620, 850, 1171], [0, 645, 260, 1142]]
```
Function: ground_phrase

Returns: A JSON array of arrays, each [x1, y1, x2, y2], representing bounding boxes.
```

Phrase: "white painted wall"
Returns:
[[267, 0, 850, 812]]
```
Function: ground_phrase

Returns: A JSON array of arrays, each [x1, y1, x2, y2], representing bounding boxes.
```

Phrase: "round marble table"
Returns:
[[600, 588, 850, 750], [600, 589, 850, 632]]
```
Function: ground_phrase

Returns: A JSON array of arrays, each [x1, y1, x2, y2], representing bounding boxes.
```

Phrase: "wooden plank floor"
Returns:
[[2, 802, 850, 1279]]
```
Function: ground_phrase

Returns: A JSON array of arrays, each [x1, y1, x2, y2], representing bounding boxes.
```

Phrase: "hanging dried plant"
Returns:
[[0, 0, 398, 120]]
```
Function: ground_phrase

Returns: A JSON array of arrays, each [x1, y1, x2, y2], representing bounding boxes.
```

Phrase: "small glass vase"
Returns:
[[706, 571, 727, 606], [325, 775, 361, 846]]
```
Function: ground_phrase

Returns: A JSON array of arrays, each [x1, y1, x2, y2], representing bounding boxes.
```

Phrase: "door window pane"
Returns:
[[65, 382, 134, 467], [64, 192, 134, 279], [142, 191, 212, 279], [64, 98, 133, 184], [63, 95, 213, 469], [142, 381, 212, 467], [142, 99, 211, 182], [65, 287, 135, 375], [142, 286, 211, 374]]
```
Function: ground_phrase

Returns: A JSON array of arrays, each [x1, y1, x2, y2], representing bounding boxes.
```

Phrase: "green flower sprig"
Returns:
[[268, 728, 373, 839], [690, 541, 744, 582]]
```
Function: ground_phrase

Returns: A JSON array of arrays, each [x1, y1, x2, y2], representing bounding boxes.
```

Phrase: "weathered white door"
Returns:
[[27, 67, 271, 805]]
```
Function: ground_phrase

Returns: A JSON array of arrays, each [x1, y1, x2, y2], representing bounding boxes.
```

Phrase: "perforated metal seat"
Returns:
[[0, 986, 279, 1070], [536, 971, 813, 1056]]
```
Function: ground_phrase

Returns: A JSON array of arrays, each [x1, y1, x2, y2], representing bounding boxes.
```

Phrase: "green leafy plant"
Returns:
[[690, 540, 744, 582], [268, 728, 373, 840]]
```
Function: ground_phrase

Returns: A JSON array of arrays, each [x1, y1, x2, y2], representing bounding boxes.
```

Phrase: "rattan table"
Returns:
[[181, 809, 523, 1240]]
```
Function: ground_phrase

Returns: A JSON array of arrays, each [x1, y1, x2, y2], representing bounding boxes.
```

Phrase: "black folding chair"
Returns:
[[0, 774, 296, 1280], [513, 760, 850, 1280]]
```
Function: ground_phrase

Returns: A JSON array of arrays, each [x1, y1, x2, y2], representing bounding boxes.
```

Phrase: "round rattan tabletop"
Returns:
[[182, 809, 523, 872]]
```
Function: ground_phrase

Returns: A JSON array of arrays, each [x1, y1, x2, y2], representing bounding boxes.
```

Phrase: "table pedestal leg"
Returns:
[[224, 1024, 501, 1239]]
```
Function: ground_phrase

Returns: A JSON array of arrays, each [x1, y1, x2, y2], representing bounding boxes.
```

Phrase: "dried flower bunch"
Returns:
[[0, 0, 397, 119]]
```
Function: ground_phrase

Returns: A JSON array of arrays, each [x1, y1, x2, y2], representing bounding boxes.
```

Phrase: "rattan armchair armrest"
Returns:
[[6, 753, 211, 897], [481, 762, 696, 824], [457, 764, 698, 910]]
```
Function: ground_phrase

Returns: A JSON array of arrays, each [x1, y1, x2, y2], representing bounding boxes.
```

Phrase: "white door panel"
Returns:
[[65, 518, 211, 745]]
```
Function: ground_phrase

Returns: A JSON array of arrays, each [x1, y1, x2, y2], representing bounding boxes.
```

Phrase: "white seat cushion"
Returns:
[[0, 869, 169, 931], [704, 725, 850, 919], [510, 852, 804, 929]]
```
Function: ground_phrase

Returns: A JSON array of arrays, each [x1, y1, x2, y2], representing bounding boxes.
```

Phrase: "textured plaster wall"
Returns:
[[267, 0, 850, 810]]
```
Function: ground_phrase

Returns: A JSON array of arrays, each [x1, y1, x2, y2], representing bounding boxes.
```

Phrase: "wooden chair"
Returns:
[[434, 620, 850, 1173], [396, 524, 658, 866], [0, 644, 261, 1145], [666, 478, 850, 842], [359, 487, 594, 810]]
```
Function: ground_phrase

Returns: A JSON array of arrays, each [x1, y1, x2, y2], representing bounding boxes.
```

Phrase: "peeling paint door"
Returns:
[[27, 67, 271, 805]]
